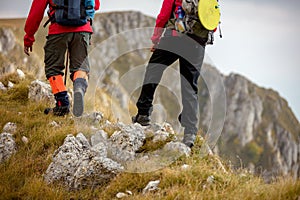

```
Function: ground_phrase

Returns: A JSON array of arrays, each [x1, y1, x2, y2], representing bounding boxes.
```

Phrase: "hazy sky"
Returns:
[[0, 0, 300, 120]]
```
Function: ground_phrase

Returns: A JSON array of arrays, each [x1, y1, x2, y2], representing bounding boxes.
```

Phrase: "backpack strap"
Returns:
[[166, 0, 178, 28], [43, 0, 57, 27], [43, 0, 74, 27], [43, 13, 54, 28]]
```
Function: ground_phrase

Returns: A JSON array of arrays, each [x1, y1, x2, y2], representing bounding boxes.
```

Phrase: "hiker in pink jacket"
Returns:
[[133, 0, 210, 148]]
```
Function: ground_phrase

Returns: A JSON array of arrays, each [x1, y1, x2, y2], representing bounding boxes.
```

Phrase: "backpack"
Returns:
[[168, 0, 220, 44], [44, 0, 95, 27]]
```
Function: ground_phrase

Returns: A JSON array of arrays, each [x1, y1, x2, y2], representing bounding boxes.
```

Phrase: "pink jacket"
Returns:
[[24, 0, 100, 47]]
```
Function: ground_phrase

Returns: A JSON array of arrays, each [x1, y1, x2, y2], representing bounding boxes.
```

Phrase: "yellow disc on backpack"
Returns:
[[198, 0, 220, 30]]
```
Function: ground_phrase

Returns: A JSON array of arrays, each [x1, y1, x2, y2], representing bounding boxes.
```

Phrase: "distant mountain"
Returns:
[[0, 11, 299, 180]]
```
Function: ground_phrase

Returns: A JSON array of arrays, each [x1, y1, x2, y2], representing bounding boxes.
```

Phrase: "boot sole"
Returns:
[[73, 91, 84, 117]]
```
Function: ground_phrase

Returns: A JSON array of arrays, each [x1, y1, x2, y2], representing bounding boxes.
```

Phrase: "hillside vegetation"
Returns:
[[0, 72, 300, 200]]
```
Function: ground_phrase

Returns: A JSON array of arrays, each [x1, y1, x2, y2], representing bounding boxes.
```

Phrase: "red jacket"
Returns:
[[151, 0, 181, 44], [24, 0, 100, 47]]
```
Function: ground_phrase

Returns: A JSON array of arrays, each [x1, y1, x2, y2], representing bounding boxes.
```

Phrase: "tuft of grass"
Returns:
[[136, 132, 175, 154]]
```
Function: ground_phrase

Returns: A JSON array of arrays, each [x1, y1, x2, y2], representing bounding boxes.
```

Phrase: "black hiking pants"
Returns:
[[136, 32, 205, 136]]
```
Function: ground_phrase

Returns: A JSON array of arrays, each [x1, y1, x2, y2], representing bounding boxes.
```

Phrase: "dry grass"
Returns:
[[0, 72, 300, 200]]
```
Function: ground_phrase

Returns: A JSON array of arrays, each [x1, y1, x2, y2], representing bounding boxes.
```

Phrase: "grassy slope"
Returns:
[[0, 74, 300, 200]]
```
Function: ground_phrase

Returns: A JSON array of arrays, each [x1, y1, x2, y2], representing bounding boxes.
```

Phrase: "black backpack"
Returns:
[[44, 0, 95, 27]]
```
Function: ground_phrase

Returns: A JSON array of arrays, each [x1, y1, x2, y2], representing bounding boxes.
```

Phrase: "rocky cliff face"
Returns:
[[0, 11, 299, 180], [197, 67, 300, 180], [224, 74, 300, 179]]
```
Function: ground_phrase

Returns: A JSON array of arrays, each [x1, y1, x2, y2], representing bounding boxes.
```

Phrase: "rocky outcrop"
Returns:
[[44, 118, 189, 189], [108, 123, 145, 163], [0, 133, 17, 163], [28, 79, 55, 104], [264, 124, 300, 180], [223, 74, 264, 146], [44, 132, 124, 189], [0, 122, 17, 163]]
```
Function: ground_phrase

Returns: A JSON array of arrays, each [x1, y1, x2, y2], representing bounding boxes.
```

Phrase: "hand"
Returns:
[[24, 46, 32, 56], [150, 43, 157, 52]]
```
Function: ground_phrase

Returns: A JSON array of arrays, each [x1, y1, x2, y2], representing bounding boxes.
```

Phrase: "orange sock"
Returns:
[[48, 75, 67, 95], [73, 70, 88, 81]]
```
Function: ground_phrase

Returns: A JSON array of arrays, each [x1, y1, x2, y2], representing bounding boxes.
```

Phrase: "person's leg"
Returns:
[[47, 75, 70, 116], [72, 72, 88, 117], [69, 32, 90, 117], [134, 48, 178, 125], [178, 44, 205, 147], [44, 34, 70, 116]]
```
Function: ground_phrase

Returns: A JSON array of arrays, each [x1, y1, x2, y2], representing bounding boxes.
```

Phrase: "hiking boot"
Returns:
[[44, 91, 70, 116], [73, 78, 88, 117], [52, 105, 70, 116], [182, 133, 196, 148], [132, 114, 151, 126]]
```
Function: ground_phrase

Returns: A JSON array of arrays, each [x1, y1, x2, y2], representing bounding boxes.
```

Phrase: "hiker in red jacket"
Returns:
[[132, 0, 210, 148], [24, 0, 100, 117]]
